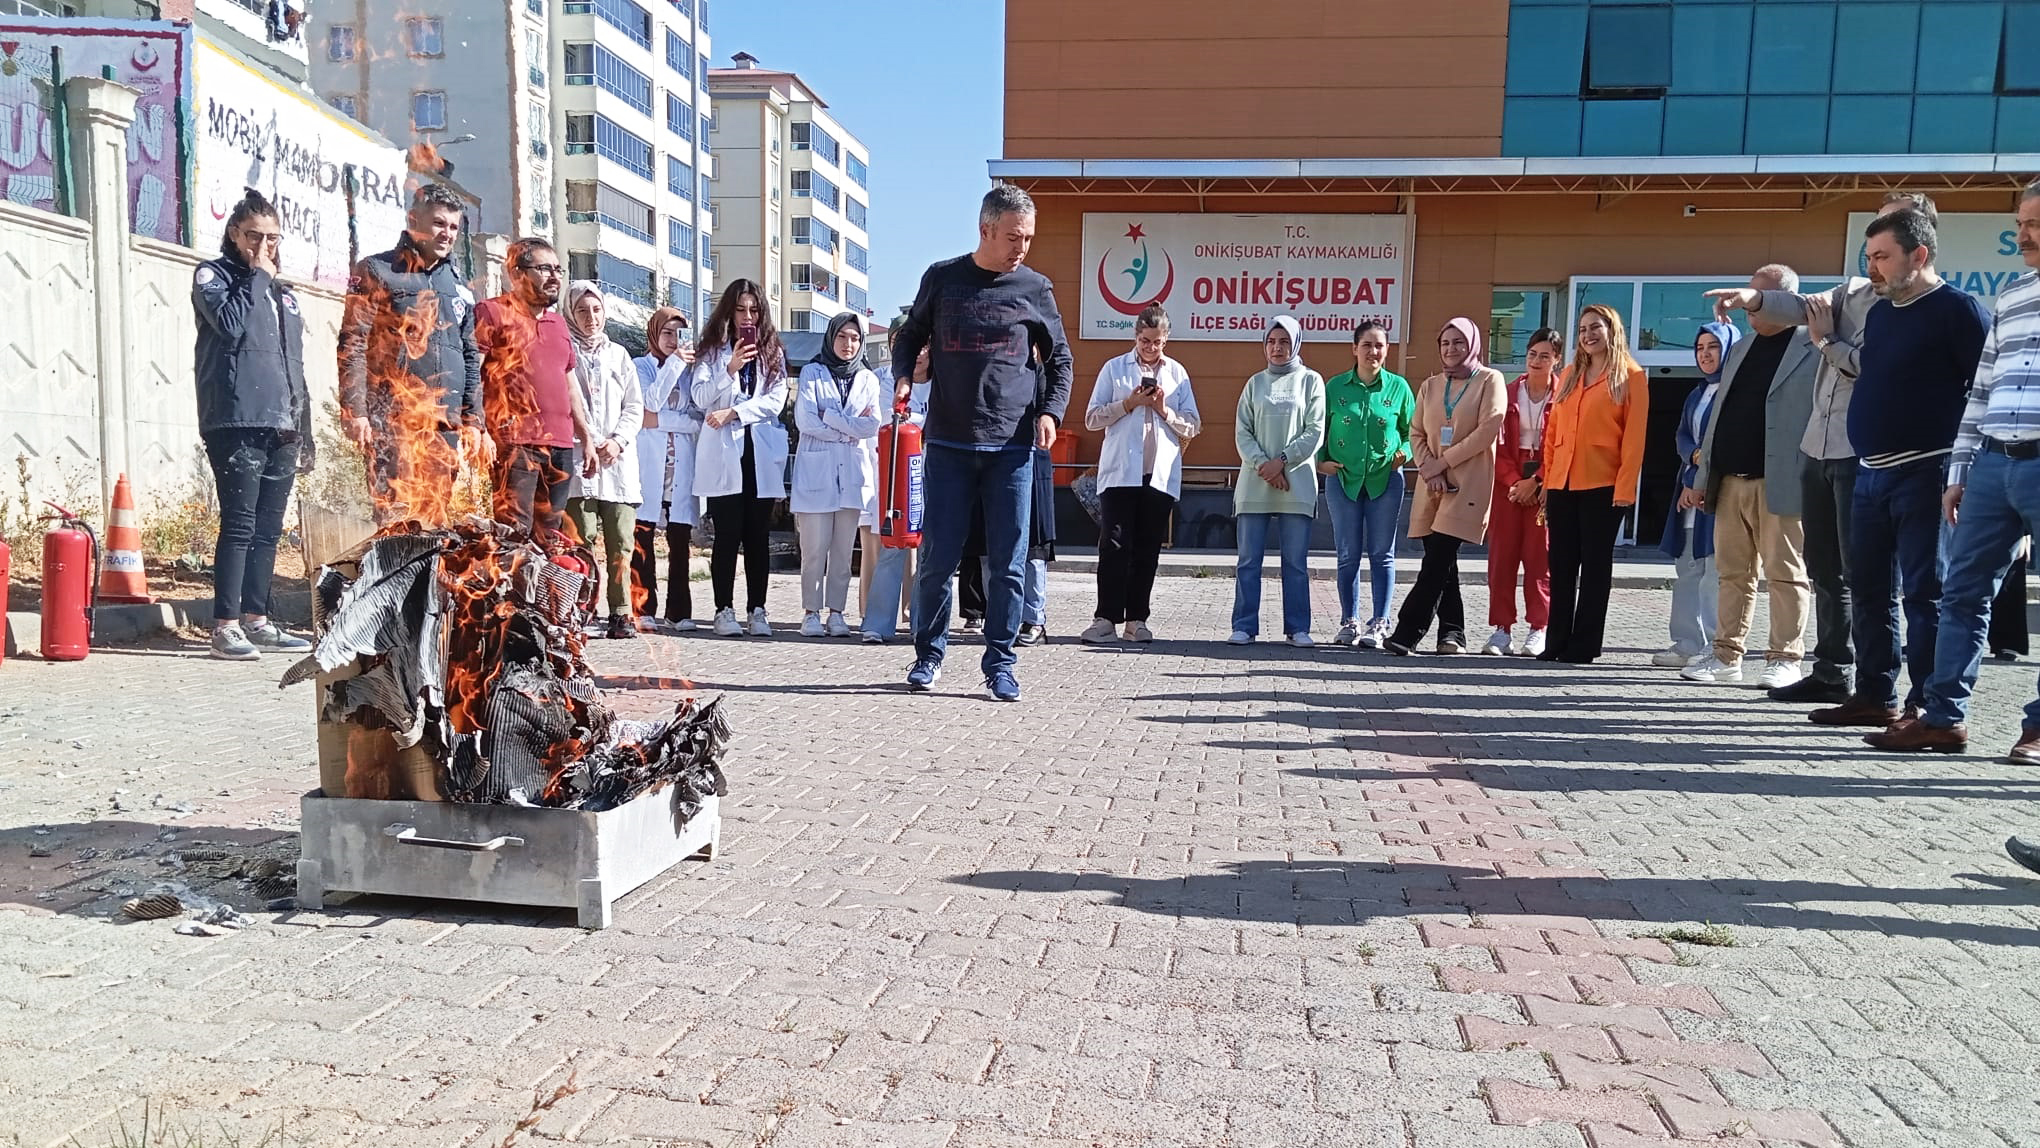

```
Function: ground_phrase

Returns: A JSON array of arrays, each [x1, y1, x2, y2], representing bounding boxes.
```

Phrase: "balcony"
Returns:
[[528, 65, 546, 88]]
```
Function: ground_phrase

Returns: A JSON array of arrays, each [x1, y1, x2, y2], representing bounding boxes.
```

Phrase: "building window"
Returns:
[[527, 27, 546, 87], [666, 29, 692, 78], [564, 43, 594, 84], [528, 0, 544, 14], [791, 262, 812, 291], [701, 174, 713, 207], [846, 283, 867, 312], [2005, 6, 2040, 95], [1919, 3, 2000, 95], [844, 240, 867, 273], [699, 115, 713, 152], [667, 278, 695, 323], [789, 309, 813, 332], [1502, 96, 1582, 158], [1669, 5, 1750, 97], [1504, 6, 1584, 99], [844, 196, 866, 231], [326, 25, 355, 61], [1749, 4, 1835, 95], [597, 252, 657, 307], [699, 53, 710, 83], [412, 91, 448, 132], [668, 156, 694, 199], [669, 219, 697, 258], [328, 94, 359, 118], [790, 122, 841, 165], [1584, 5, 1671, 97], [406, 17, 443, 57], [845, 153, 867, 189], [529, 101, 549, 158], [794, 217, 836, 254], [668, 93, 695, 142], [566, 113, 595, 154], [594, 183, 654, 243], [1489, 288, 1554, 366], [669, 0, 693, 19], [595, 46, 653, 116], [596, 0, 653, 49], [810, 176, 839, 211], [698, 0, 708, 31], [594, 116, 654, 180], [570, 251, 598, 282], [811, 267, 837, 301]]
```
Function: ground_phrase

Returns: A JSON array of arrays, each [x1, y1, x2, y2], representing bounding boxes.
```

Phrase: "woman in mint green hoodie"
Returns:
[[1229, 315, 1327, 647], [1317, 320, 1413, 648]]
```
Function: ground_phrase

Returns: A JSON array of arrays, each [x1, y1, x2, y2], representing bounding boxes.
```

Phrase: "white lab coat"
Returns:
[[790, 363, 883, 518], [690, 343, 790, 500], [634, 353, 703, 526], [567, 339, 645, 505], [1084, 350, 1201, 498]]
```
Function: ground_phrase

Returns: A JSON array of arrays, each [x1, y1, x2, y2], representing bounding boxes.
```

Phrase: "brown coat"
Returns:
[[1408, 366, 1507, 543]]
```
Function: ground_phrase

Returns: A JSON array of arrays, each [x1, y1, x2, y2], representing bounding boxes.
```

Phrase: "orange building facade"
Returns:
[[999, 0, 2037, 533]]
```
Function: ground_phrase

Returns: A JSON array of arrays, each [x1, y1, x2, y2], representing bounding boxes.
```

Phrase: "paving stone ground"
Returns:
[[2, 569, 2038, 1148]]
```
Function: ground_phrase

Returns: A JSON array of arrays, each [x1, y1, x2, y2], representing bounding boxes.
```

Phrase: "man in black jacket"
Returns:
[[192, 190, 314, 661], [338, 183, 483, 523]]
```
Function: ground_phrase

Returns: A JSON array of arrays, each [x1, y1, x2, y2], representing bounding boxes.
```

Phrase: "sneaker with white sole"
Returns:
[[1080, 618, 1118, 644], [906, 658, 941, 691], [1289, 631, 1315, 648], [241, 619, 310, 652], [860, 631, 885, 644], [210, 623, 260, 661], [1438, 633, 1466, 655], [1759, 660, 1804, 691], [1680, 655, 1744, 684], [1333, 621, 1360, 646], [799, 612, 825, 637], [675, 618, 698, 632], [1124, 621, 1153, 643], [1227, 630, 1253, 645], [1519, 629, 1547, 658], [713, 608, 741, 636], [1358, 619, 1388, 650], [826, 612, 851, 637], [1652, 645, 1704, 667], [1483, 627, 1512, 656], [748, 608, 772, 637]]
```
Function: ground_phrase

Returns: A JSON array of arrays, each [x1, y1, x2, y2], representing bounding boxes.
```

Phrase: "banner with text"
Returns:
[[193, 39, 407, 289], [1845, 211, 2028, 307], [1079, 213, 1411, 342]]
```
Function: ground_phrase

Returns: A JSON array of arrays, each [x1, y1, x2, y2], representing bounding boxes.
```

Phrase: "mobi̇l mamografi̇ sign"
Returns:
[[1845, 212, 2028, 307], [1079, 213, 1412, 342], [193, 39, 407, 289]]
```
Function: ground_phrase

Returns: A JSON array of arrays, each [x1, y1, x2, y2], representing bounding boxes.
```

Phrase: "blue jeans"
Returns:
[[1924, 448, 2040, 728], [1325, 470, 1403, 624], [1023, 558, 1047, 627], [1850, 457, 1949, 709], [203, 428, 299, 622], [862, 545, 911, 638], [1232, 512, 1313, 637], [1669, 534, 1717, 655], [913, 444, 1032, 677]]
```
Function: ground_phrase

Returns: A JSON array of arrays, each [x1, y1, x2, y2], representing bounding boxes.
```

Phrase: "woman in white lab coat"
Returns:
[[690, 278, 790, 637], [791, 312, 883, 636], [562, 281, 646, 639], [631, 306, 699, 631]]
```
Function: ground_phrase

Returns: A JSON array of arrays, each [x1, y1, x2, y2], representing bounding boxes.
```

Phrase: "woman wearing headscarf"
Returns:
[[1317, 320, 1412, 649], [791, 311, 883, 637], [1656, 321, 1738, 667], [1230, 315, 1326, 646], [632, 307, 700, 631], [1384, 318, 1506, 656], [562, 281, 647, 639], [1485, 327, 1562, 657]]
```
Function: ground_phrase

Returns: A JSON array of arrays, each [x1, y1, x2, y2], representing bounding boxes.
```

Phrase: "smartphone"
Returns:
[[737, 324, 759, 350], [1139, 377, 1158, 392]]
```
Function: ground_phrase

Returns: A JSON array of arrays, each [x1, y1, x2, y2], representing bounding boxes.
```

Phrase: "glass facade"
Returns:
[[1503, 0, 2040, 155]]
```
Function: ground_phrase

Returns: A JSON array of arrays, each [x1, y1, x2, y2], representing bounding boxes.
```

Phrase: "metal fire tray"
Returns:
[[296, 788, 720, 929]]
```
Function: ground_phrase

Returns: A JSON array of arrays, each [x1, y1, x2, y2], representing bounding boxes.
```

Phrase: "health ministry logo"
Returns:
[[1095, 222, 1175, 315]]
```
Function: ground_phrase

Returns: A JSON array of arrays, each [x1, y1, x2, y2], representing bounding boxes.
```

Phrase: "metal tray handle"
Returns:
[[385, 826, 527, 852]]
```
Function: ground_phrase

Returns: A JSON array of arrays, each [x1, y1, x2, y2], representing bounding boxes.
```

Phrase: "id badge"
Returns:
[[1439, 425, 1454, 447]]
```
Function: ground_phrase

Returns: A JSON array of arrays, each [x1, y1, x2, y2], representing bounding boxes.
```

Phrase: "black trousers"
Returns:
[[493, 443, 573, 541], [1543, 486, 1622, 661], [1095, 483, 1175, 624], [1391, 531, 1467, 647], [958, 554, 987, 621], [631, 515, 693, 622], [203, 428, 299, 622], [1992, 549, 2030, 657], [705, 436, 771, 612]]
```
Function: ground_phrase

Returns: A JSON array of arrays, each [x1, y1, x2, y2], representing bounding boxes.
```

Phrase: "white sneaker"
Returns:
[[1080, 618, 1118, 644], [1357, 619, 1387, 650], [1519, 629, 1547, 658], [1483, 627, 1512, 656], [748, 608, 772, 637], [1227, 630, 1253, 645], [1333, 621, 1360, 646], [1124, 621, 1153, 643], [826, 611, 851, 637], [676, 618, 698, 632], [1438, 633, 1466, 655], [1289, 632, 1315, 648], [1680, 655, 1743, 684], [713, 608, 741, 637], [1653, 645, 1702, 668], [1759, 660, 1804, 690], [800, 611, 825, 637]]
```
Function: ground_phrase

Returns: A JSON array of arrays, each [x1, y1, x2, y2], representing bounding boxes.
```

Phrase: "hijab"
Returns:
[[564, 281, 608, 355], [815, 311, 869, 383], [1695, 320, 1741, 386], [1265, 315, 1303, 376], [644, 305, 686, 365], [1441, 317, 1485, 380]]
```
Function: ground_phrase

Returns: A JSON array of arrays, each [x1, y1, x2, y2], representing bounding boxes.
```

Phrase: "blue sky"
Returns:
[[707, 0, 1004, 324]]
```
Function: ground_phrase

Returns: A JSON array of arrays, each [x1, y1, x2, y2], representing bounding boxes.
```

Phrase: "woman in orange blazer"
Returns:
[[1536, 303, 1650, 664]]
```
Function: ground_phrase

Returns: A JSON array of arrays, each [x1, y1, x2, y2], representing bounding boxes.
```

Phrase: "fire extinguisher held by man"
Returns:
[[862, 346, 930, 644], [191, 189, 315, 662]]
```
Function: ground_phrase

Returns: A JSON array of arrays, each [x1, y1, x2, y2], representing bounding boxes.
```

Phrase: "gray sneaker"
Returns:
[[242, 619, 311, 652], [210, 623, 260, 661]]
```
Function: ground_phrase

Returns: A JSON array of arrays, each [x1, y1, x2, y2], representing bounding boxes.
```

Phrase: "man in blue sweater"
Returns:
[[890, 183, 1075, 702], [1809, 210, 1991, 729]]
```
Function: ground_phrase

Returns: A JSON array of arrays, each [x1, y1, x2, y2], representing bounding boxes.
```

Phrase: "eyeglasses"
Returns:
[[519, 263, 564, 277]]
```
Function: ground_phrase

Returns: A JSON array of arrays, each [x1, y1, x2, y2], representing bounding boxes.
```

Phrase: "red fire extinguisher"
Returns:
[[40, 502, 98, 662], [877, 401, 923, 549]]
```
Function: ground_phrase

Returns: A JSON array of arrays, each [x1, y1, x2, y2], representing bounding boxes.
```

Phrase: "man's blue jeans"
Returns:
[[1924, 448, 2040, 728], [913, 444, 1032, 677], [1325, 470, 1403, 625], [1850, 457, 1949, 710], [1232, 512, 1313, 637]]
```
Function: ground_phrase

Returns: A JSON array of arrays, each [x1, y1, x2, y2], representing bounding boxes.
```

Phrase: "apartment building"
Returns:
[[705, 52, 870, 333], [308, 0, 716, 324]]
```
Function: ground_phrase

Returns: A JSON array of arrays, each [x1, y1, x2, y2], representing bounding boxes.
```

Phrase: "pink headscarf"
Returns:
[[1441, 317, 1484, 379]]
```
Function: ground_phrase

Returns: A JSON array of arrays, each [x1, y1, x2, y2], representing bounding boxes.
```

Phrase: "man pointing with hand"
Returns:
[[889, 182, 1074, 703]]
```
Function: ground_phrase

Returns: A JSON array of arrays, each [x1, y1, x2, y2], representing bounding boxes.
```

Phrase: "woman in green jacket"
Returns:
[[1317, 320, 1413, 648]]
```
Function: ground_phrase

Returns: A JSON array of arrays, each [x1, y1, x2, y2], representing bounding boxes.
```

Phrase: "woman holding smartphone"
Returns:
[[1317, 320, 1413, 648], [691, 279, 790, 637], [1483, 327, 1561, 657]]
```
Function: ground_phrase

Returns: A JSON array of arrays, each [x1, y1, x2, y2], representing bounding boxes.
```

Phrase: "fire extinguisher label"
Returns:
[[906, 453, 925, 534]]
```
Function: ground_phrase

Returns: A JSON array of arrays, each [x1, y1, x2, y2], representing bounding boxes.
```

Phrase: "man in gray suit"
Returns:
[[1682, 264, 1819, 691]]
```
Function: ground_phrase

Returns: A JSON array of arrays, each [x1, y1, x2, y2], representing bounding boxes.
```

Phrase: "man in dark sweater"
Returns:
[[890, 183, 1074, 702], [1810, 209, 1992, 728]]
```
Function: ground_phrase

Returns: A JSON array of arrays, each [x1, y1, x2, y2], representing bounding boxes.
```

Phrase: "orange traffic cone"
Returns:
[[98, 474, 153, 604]]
